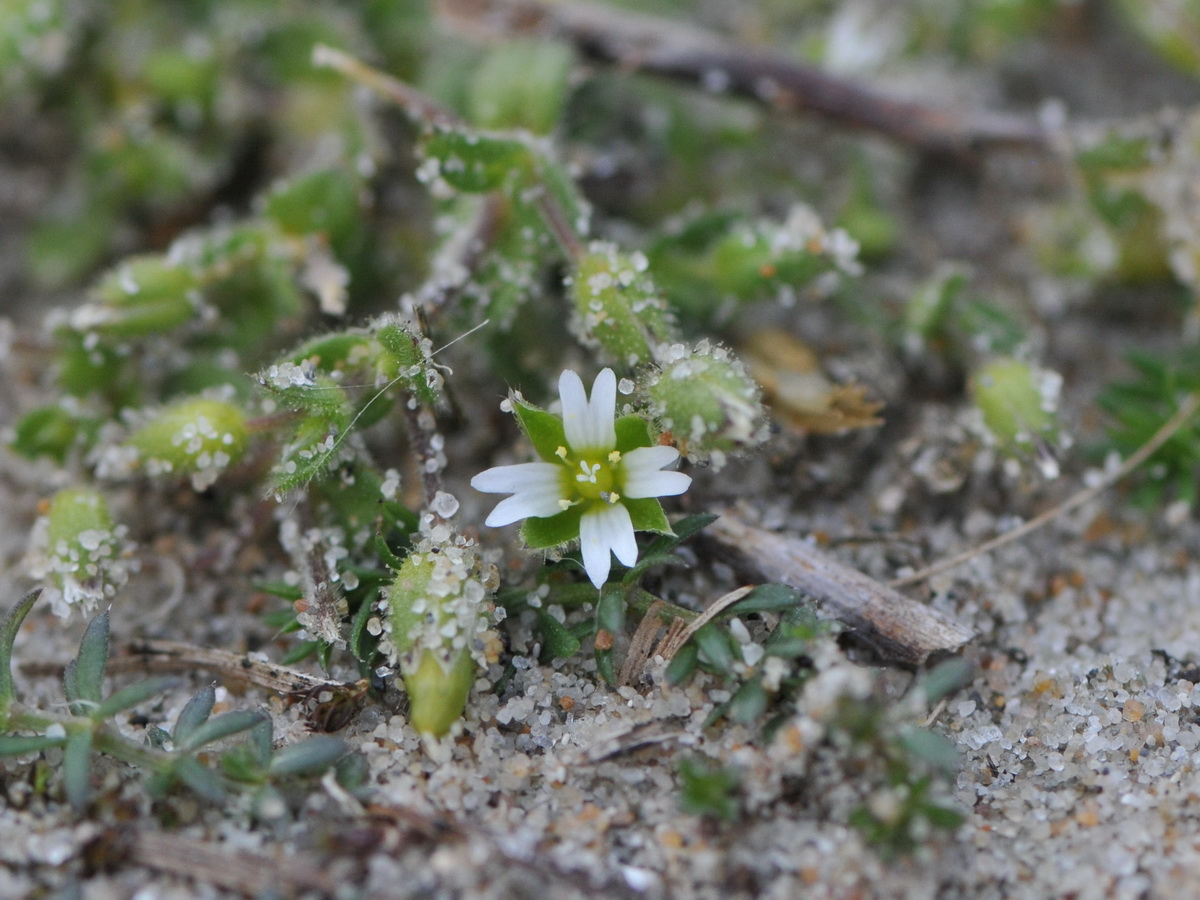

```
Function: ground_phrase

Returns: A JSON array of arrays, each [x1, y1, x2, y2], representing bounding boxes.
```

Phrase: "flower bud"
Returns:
[[375, 320, 443, 407], [382, 525, 496, 738], [467, 39, 574, 135], [72, 256, 199, 338], [971, 358, 1064, 474], [27, 488, 131, 617], [126, 397, 249, 491], [569, 242, 676, 367], [640, 340, 768, 467]]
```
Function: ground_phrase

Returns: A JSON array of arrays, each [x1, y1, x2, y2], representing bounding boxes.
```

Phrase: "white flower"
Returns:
[[472, 368, 690, 588]]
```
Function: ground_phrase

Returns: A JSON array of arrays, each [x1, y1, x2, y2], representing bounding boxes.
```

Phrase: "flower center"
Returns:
[[572, 456, 616, 501]]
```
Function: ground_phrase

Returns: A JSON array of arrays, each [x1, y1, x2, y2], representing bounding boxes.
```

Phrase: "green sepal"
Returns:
[[521, 506, 582, 550], [404, 648, 474, 738], [537, 610, 582, 661], [624, 498, 671, 535], [614, 415, 653, 451], [512, 399, 567, 462]]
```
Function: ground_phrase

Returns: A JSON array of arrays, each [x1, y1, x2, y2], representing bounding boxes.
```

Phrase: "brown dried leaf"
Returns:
[[742, 330, 883, 434]]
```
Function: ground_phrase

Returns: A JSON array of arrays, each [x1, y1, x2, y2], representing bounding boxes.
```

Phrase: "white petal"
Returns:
[[484, 489, 565, 527], [621, 446, 690, 498], [624, 469, 691, 499], [471, 462, 561, 494], [558, 369, 591, 450], [621, 445, 679, 472], [584, 368, 618, 450], [560, 368, 616, 452], [579, 503, 636, 588]]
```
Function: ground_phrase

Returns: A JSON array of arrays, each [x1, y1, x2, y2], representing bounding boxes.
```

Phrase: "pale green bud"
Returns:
[[126, 397, 249, 491], [467, 39, 574, 135], [971, 358, 1063, 473], [640, 340, 768, 467], [375, 320, 443, 407], [73, 256, 199, 338], [569, 242, 677, 367], [27, 488, 131, 617], [382, 525, 496, 738]]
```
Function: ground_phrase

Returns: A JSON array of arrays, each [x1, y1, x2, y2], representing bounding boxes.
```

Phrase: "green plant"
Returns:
[[0, 591, 353, 815]]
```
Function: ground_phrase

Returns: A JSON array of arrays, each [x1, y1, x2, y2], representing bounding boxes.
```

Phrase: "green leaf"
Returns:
[[521, 507, 582, 550], [0, 589, 42, 716], [511, 399, 567, 462], [267, 736, 347, 777], [282, 640, 321, 667], [624, 498, 671, 535], [349, 593, 379, 666], [249, 719, 274, 771], [693, 625, 736, 673], [622, 552, 681, 583], [537, 611, 582, 661], [665, 642, 699, 686], [173, 755, 226, 803], [63, 729, 93, 812], [594, 585, 625, 686], [728, 678, 768, 725], [423, 130, 532, 193], [898, 726, 960, 775], [920, 658, 975, 706], [614, 415, 654, 451], [219, 744, 265, 783], [252, 581, 304, 601], [335, 752, 370, 792], [63, 660, 79, 707], [178, 710, 268, 753], [73, 612, 111, 706], [923, 803, 966, 829], [251, 783, 288, 821], [373, 532, 407, 571], [10, 406, 81, 462], [726, 584, 804, 616], [677, 755, 740, 822], [173, 685, 215, 746], [0, 734, 66, 756], [658, 513, 718, 549], [94, 677, 178, 720]]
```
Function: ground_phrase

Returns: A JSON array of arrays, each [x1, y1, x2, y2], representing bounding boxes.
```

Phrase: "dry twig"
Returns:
[[705, 513, 973, 666], [439, 0, 1051, 157]]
